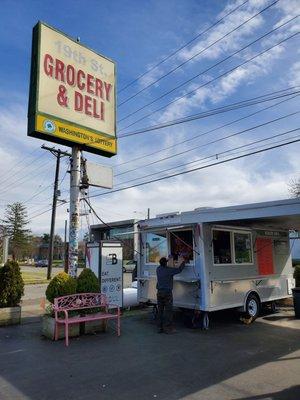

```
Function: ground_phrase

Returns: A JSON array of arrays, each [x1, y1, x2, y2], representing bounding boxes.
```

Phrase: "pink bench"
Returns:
[[53, 293, 120, 346]]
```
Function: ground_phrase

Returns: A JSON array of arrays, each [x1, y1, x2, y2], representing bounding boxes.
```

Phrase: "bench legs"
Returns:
[[65, 323, 69, 347], [54, 322, 69, 346], [54, 322, 58, 341], [55, 317, 120, 346]]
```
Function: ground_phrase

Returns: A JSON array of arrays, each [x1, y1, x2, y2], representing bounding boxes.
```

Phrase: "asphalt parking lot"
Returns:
[[0, 307, 299, 400]]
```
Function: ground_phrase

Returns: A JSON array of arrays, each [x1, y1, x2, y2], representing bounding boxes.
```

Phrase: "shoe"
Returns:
[[157, 328, 164, 334]]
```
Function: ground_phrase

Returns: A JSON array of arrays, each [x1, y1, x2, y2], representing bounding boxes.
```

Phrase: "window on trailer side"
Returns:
[[234, 232, 252, 263], [213, 230, 232, 264], [145, 232, 167, 263], [213, 229, 253, 265]]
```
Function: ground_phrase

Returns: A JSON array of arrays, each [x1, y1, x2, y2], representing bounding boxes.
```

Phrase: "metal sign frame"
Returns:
[[86, 242, 100, 278], [28, 21, 117, 157]]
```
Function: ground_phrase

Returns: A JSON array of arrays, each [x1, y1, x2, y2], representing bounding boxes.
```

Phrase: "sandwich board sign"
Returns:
[[86, 241, 123, 308], [100, 241, 123, 308], [28, 22, 116, 157]]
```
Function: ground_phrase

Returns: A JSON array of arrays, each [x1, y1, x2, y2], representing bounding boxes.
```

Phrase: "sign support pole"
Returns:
[[47, 149, 61, 280], [69, 146, 81, 277]]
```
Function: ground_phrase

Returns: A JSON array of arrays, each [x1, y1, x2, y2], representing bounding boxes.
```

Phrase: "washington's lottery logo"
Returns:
[[43, 120, 56, 133]]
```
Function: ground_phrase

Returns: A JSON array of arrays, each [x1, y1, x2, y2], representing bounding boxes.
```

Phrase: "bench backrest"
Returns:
[[54, 293, 108, 311]]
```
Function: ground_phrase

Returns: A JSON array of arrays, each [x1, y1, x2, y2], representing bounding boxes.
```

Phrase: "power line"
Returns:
[[92, 127, 299, 194], [114, 90, 299, 170], [29, 201, 66, 220], [23, 184, 54, 204], [119, 87, 300, 137], [0, 158, 54, 196], [114, 128, 300, 187], [0, 146, 41, 183], [118, 14, 298, 121], [118, 31, 299, 132], [119, 1, 281, 108], [29, 163, 68, 206], [89, 135, 300, 198], [0, 150, 45, 186], [118, 87, 299, 139], [116, 110, 300, 177], [23, 158, 69, 206], [118, 0, 249, 94]]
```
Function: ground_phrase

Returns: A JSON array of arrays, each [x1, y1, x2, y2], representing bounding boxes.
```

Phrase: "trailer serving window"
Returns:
[[169, 229, 194, 262], [145, 232, 167, 263], [213, 229, 253, 265]]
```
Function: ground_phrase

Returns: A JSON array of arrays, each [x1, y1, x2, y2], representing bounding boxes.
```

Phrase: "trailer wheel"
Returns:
[[201, 312, 209, 330], [245, 294, 260, 319], [270, 301, 277, 313]]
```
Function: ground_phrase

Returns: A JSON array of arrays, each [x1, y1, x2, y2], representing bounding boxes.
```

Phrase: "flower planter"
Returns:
[[83, 319, 107, 334], [42, 315, 80, 340], [0, 306, 21, 326]]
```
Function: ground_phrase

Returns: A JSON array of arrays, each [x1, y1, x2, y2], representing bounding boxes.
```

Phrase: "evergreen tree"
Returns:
[[42, 233, 62, 245], [2, 202, 31, 260]]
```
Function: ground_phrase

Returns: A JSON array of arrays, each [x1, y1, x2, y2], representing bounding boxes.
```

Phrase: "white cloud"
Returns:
[[138, 0, 270, 91], [289, 61, 300, 86]]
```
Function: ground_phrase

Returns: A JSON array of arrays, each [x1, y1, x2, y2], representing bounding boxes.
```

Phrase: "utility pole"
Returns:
[[147, 208, 150, 219], [64, 219, 68, 273], [42, 145, 71, 280], [69, 146, 81, 278]]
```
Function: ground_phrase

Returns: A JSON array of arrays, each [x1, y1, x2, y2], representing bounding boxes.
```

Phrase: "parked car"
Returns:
[[122, 260, 137, 273], [35, 260, 48, 268]]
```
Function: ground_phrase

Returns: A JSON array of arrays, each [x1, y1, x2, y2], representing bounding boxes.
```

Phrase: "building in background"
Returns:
[[90, 219, 138, 262]]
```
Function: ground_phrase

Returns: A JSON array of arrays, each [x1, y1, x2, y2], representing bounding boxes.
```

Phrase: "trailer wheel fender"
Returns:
[[244, 292, 261, 319]]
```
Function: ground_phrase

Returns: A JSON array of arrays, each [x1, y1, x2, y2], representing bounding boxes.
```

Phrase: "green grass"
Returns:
[[21, 271, 50, 285], [20, 264, 85, 285]]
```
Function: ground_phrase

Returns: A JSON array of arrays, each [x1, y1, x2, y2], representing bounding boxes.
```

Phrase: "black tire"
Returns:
[[201, 312, 210, 330], [152, 305, 158, 320], [270, 301, 277, 313], [245, 294, 260, 319]]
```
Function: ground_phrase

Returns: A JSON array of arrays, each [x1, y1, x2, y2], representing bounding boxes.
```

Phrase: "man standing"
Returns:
[[156, 255, 186, 333]]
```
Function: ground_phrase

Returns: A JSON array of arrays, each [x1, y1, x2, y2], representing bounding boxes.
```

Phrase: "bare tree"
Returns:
[[289, 178, 300, 198]]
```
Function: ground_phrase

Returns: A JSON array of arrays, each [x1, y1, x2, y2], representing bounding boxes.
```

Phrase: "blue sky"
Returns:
[[0, 0, 299, 253]]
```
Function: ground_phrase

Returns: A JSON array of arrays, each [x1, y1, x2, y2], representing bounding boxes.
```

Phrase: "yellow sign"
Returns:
[[28, 22, 117, 157]]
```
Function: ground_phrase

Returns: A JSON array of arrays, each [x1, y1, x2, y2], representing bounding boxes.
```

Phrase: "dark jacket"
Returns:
[[156, 262, 185, 292]]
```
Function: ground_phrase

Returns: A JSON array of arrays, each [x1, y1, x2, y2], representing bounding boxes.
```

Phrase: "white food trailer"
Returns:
[[137, 198, 300, 327]]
